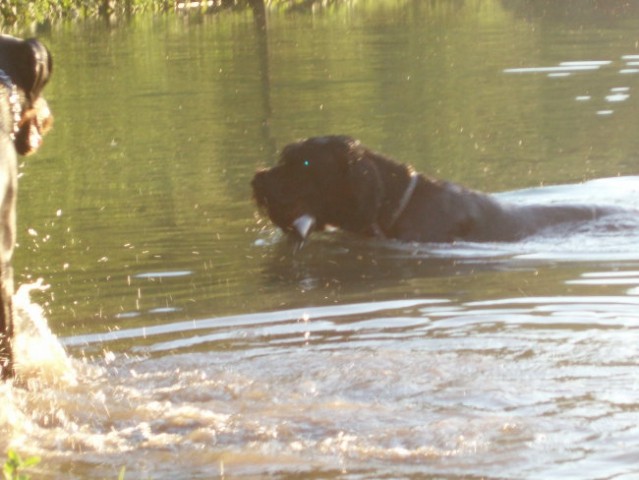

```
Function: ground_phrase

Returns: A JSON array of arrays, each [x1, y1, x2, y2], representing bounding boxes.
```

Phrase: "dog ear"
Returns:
[[345, 145, 384, 230], [16, 38, 53, 105], [0, 36, 52, 102], [23, 39, 52, 101]]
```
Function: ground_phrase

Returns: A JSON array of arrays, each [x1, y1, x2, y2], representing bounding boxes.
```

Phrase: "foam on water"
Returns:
[[0, 286, 537, 477], [2, 280, 639, 478]]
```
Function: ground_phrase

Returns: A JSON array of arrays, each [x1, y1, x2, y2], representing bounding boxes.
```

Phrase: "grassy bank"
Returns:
[[0, 0, 342, 26]]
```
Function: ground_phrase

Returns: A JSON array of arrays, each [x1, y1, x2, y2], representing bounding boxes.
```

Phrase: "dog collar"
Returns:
[[385, 170, 419, 231], [0, 69, 21, 141]]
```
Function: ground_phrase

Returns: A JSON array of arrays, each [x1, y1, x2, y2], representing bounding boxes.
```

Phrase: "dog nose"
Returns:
[[252, 169, 274, 199]]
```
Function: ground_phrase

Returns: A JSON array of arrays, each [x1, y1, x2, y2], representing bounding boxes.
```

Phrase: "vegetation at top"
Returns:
[[0, 0, 342, 26]]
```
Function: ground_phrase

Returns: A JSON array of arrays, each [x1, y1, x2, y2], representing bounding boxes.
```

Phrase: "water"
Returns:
[[4, 0, 639, 477]]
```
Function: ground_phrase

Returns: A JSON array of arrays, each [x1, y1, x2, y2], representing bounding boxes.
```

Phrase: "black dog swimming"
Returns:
[[0, 35, 53, 380], [252, 135, 621, 245]]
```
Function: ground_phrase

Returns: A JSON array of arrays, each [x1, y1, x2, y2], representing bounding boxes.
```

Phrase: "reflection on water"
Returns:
[[5, 0, 639, 478], [504, 55, 639, 118]]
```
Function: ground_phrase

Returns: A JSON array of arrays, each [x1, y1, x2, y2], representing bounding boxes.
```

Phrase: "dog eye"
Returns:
[[303, 159, 310, 167]]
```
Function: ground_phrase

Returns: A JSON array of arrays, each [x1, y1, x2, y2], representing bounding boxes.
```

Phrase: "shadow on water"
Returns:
[[251, 0, 278, 159]]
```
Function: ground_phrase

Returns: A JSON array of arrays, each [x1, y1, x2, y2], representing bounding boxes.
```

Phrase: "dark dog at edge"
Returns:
[[0, 35, 53, 380], [252, 135, 619, 246]]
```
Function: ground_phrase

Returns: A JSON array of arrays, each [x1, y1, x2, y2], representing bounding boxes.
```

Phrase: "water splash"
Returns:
[[0, 280, 85, 468], [12, 280, 77, 387]]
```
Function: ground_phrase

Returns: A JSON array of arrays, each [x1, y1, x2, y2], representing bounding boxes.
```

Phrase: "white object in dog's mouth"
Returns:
[[291, 214, 316, 240]]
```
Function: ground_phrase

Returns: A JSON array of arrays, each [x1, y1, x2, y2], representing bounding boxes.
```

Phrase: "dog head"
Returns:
[[252, 135, 385, 242], [0, 35, 53, 155]]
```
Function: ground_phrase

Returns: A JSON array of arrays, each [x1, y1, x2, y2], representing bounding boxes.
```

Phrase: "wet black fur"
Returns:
[[252, 135, 619, 244]]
